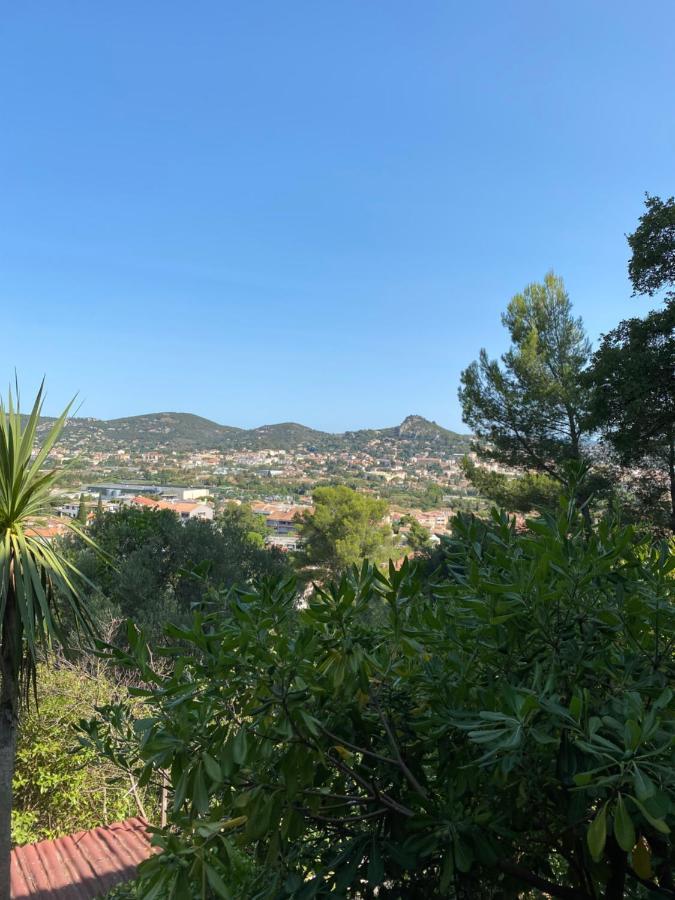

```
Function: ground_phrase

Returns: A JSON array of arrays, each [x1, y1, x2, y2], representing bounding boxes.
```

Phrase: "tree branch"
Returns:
[[498, 860, 593, 900], [626, 866, 675, 898], [373, 701, 428, 800], [320, 726, 399, 767]]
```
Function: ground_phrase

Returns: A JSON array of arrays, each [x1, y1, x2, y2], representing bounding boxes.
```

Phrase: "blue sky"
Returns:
[[2, 2, 674, 432]]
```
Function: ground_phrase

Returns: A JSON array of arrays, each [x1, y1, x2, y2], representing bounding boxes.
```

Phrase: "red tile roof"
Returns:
[[11, 817, 153, 899], [131, 495, 205, 513]]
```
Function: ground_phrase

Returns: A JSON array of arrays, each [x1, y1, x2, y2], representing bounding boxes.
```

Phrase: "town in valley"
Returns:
[[36, 411, 491, 550]]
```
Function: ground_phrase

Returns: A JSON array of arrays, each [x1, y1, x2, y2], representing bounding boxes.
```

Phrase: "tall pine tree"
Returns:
[[459, 272, 592, 515]]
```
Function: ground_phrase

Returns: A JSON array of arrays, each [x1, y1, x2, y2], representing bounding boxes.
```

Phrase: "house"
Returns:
[[56, 502, 83, 518], [88, 483, 209, 502], [159, 486, 211, 502], [25, 520, 70, 543], [266, 533, 305, 552], [131, 495, 214, 521], [249, 502, 312, 535]]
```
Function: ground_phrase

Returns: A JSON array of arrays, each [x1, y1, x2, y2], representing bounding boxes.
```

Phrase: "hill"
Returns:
[[48, 412, 471, 455], [103, 413, 243, 448], [392, 414, 464, 444], [244, 422, 330, 450], [49, 412, 241, 452], [340, 415, 468, 454]]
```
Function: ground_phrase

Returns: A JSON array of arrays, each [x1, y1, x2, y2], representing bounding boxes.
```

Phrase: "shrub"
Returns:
[[13, 663, 142, 845], [81, 501, 674, 898]]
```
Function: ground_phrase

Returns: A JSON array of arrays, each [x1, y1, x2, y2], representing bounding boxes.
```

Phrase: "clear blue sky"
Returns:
[[2, 2, 674, 432]]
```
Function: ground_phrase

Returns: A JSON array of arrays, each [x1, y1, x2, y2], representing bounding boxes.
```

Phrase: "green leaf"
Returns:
[[623, 720, 641, 751], [614, 795, 635, 852], [631, 837, 652, 880], [202, 752, 222, 783], [453, 837, 473, 873], [245, 795, 273, 841], [297, 709, 321, 737], [232, 729, 248, 766], [367, 842, 384, 886], [205, 863, 232, 899], [628, 795, 671, 834], [653, 687, 672, 711], [633, 768, 655, 801], [439, 852, 454, 894], [587, 804, 607, 861], [172, 766, 189, 812], [568, 695, 582, 719], [192, 764, 209, 814]]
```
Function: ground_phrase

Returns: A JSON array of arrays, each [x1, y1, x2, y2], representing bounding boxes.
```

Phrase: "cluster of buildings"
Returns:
[[390, 506, 453, 533], [47, 418, 474, 500], [248, 500, 314, 551], [52, 482, 216, 530], [130, 494, 214, 521], [36, 417, 483, 547]]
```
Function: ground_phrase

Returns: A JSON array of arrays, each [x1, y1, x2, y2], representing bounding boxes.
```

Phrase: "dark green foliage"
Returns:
[[65, 505, 289, 643], [460, 456, 561, 513], [459, 272, 593, 509], [81, 501, 674, 898], [77, 493, 88, 525], [400, 515, 433, 553], [586, 303, 675, 532], [628, 194, 675, 302]]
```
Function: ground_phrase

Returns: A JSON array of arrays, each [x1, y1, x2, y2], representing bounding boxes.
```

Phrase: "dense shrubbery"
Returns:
[[12, 663, 143, 845], [62, 504, 290, 644], [81, 500, 674, 898]]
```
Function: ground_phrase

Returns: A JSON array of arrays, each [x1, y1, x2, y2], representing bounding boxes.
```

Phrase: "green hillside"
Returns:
[[44, 412, 471, 454]]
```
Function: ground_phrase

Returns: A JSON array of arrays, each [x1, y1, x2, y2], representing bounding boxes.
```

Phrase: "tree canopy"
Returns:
[[460, 457, 561, 514], [586, 302, 675, 532], [65, 503, 289, 643], [459, 272, 593, 511], [298, 486, 393, 576], [627, 194, 675, 302], [400, 515, 433, 553], [12, 664, 140, 846]]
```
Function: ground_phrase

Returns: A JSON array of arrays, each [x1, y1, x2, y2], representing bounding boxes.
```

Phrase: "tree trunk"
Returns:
[[668, 433, 675, 534], [0, 588, 19, 900], [566, 414, 592, 531], [0, 682, 17, 900]]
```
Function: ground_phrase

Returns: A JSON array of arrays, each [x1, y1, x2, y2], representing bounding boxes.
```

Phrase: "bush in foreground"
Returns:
[[13, 663, 142, 845], [83, 501, 674, 899]]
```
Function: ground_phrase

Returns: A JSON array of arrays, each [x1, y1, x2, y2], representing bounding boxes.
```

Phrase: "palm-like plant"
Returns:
[[0, 384, 94, 898]]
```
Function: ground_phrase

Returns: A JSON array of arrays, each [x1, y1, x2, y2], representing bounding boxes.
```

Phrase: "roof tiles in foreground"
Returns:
[[10, 817, 153, 899]]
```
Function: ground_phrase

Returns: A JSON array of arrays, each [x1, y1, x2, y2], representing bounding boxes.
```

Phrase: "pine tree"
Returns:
[[77, 493, 88, 526], [459, 272, 593, 516]]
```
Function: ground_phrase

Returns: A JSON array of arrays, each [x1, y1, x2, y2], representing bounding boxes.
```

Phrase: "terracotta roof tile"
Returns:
[[11, 818, 153, 899]]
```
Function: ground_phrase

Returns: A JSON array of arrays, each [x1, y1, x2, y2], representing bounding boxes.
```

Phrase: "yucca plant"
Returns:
[[0, 383, 95, 899]]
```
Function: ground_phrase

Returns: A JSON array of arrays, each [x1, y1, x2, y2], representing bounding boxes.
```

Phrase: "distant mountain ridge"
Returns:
[[46, 411, 470, 453]]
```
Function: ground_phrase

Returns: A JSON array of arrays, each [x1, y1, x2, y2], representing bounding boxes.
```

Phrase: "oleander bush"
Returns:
[[82, 499, 674, 899]]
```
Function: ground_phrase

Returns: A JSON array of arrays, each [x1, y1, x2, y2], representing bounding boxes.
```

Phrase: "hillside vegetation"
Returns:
[[39, 412, 471, 454]]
